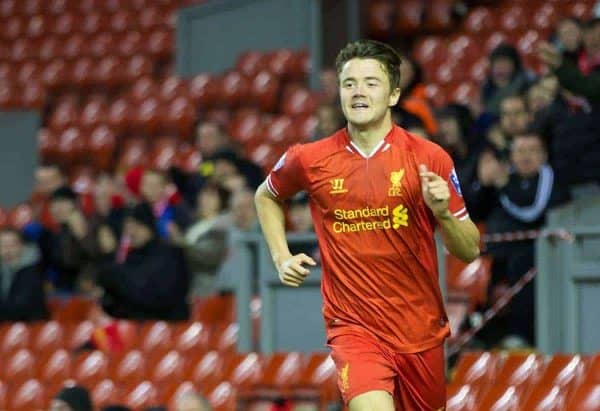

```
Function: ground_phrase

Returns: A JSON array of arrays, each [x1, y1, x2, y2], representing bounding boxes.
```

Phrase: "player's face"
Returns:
[[339, 58, 400, 129]]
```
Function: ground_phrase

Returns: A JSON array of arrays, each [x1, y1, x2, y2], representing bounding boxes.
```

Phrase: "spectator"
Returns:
[[395, 54, 438, 136], [435, 104, 489, 222], [315, 104, 344, 139], [552, 17, 583, 62], [486, 94, 532, 155], [481, 44, 535, 114], [288, 192, 313, 233], [140, 168, 191, 240], [50, 385, 93, 411], [97, 202, 190, 321], [482, 133, 570, 347], [175, 392, 213, 411], [214, 189, 260, 292], [0, 227, 47, 322], [34, 186, 93, 292], [29, 163, 67, 231], [195, 121, 230, 159], [203, 149, 264, 190], [526, 82, 555, 114], [538, 18, 600, 102], [179, 182, 230, 296], [319, 67, 339, 105]]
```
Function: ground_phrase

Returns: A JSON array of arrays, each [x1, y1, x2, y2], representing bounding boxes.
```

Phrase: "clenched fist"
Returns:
[[276, 253, 317, 287], [419, 164, 450, 218]]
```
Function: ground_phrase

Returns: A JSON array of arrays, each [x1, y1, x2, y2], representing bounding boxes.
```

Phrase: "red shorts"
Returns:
[[328, 332, 446, 410]]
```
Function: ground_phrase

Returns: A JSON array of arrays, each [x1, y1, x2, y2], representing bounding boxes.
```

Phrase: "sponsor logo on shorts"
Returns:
[[340, 362, 350, 393]]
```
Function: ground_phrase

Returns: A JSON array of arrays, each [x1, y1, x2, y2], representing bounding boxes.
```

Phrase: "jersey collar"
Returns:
[[341, 125, 397, 159]]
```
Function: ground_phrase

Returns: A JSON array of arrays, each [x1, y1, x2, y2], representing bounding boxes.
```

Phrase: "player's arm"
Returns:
[[419, 164, 480, 263], [255, 182, 316, 287]]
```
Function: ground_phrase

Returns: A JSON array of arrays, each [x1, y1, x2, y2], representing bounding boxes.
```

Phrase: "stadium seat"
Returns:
[[62, 34, 87, 61], [112, 349, 146, 389], [567, 1, 595, 20], [7, 204, 34, 230], [70, 167, 96, 195], [263, 115, 295, 145], [11, 38, 35, 62], [91, 379, 122, 408], [87, 125, 116, 171], [463, 6, 495, 33], [140, 321, 174, 355], [174, 321, 211, 357], [424, 0, 454, 32], [447, 34, 480, 66], [477, 383, 522, 411], [207, 381, 237, 411], [447, 256, 492, 309], [94, 56, 124, 87], [125, 54, 153, 81], [1, 322, 30, 354], [366, 0, 394, 39], [159, 76, 188, 102], [177, 145, 202, 173], [225, 352, 263, 390], [281, 87, 318, 116], [413, 36, 446, 65], [235, 51, 267, 77], [166, 381, 199, 408], [124, 381, 160, 409], [80, 100, 108, 131], [32, 321, 65, 356], [118, 137, 148, 169], [191, 351, 225, 388], [211, 322, 239, 354], [165, 96, 196, 137], [47, 0, 73, 15], [446, 383, 476, 411], [70, 57, 96, 88], [130, 76, 159, 102], [118, 31, 145, 56], [538, 354, 585, 388], [532, 3, 559, 34], [74, 350, 110, 387], [139, 6, 163, 31], [267, 48, 297, 78], [193, 294, 235, 327], [249, 70, 281, 112], [110, 9, 136, 33], [450, 351, 499, 388], [228, 108, 264, 145], [520, 384, 567, 411], [23, 0, 45, 15], [67, 320, 95, 350], [565, 382, 600, 411], [40, 349, 72, 384], [292, 353, 337, 404], [151, 350, 186, 386], [0, 0, 18, 18], [469, 56, 489, 83], [2, 349, 36, 385], [17, 61, 42, 84], [53, 13, 79, 36], [58, 127, 86, 165], [81, 12, 110, 36], [3, 16, 24, 41], [294, 114, 318, 142], [449, 81, 480, 107], [52, 296, 96, 323], [146, 29, 173, 57], [42, 59, 70, 89], [484, 31, 509, 55], [21, 81, 46, 109], [190, 73, 219, 108], [583, 353, 600, 383], [495, 353, 543, 387], [9, 379, 46, 411], [250, 352, 303, 396], [219, 71, 250, 108], [26, 14, 48, 38], [395, 0, 423, 35], [108, 97, 133, 134], [134, 97, 162, 134]]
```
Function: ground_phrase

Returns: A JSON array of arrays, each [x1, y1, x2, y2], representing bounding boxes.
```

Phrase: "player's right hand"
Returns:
[[276, 253, 317, 287]]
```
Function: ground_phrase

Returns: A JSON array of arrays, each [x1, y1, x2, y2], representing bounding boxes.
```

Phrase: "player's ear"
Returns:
[[389, 87, 401, 107]]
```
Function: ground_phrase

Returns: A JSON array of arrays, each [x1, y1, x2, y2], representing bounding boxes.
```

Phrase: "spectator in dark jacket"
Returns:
[[98, 202, 190, 321], [50, 385, 93, 411], [481, 132, 570, 347], [0, 227, 48, 322]]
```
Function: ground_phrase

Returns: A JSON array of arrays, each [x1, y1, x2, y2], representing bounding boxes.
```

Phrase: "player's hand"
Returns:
[[276, 253, 317, 287], [419, 164, 450, 218]]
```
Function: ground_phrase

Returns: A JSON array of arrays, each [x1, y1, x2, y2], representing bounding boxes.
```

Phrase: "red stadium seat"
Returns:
[[484, 31, 509, 55], [499, 5, 527, 32], [42, 59, 70, 89], [90, 33, 118, 58], [220, 71, 250, 108], [539, 354, 585, 387], [80, 100, 108, 131], [118, 137, 147, 169], [423, 0, 454, 32], [175, 321, 211, 357], [249, 70, 280, 112], [228, 108, 264, 145], [110, 10, 136, 33], [119, 31, 145, 56], [3, 16, 25, 41], [451, 351, 499, 388], [446, 383, 476, 411], [293, 353, 337, 404], [53, 297, 97, 323], [94, 56, 125, 87], [0, 381, 5, 410], [81, 12, 110, 36], [0, 0, 18, 18], [495, 353, 543, 387], [40, 349, 72, 384], [7, 204, 34, 230], [207, 381, 237, 411], [204, 108, 231, 128], [159, 76, 188, 102], [108, 97, 133, 134], [11, 39, 36, 62], [58, 127, 86, 165], [281, 87, 318, 116], [469, 56, 489, 83], [87, 125, 116, 171], [74, 351, 110, 387], [150, 137, 178, 170], [140, 321, 174, 355], [130, 76, 158, 102], [190, 73, 219, 108], [413, 36, 446, 66], [366, 0, 394, 39], [1, 322, 30, 354], [9, 379, 46, 411], [52, 13, 79, 36], [477, 383, 522, 411], [32, 321, 65, 356], [565, 382, 600, 411], [263, 115, 295, 145], [447, 34, 480, 66], [26, 14, 48, 38], [62, 34, 87, 61], [191, 351, 225, 388], [113, 349, 146, 389], [247, 143, 277, 169], [21, 81, 46, 109], [124, 381, 160, 409], [463, 6, 495, 33], [267, 49, 297, 78], [139, 6, 163, 31], [167, 381, 198, 408], [0, 62, 15, 82], [67, 321, 95, 350], [2, 349, 36, 385], [176, 145, 202, 172], [532, 3, 559, 34], [211, 323, 239, 354], [520, 384, 567, 411], [448, 256, 492, 308], [151, 350, 186, 386], [165, 96, 196, 138], [71, 57, 96, 88], [235, 51, 267, 77], [395, 0, 424, 35], [294, 114, 318, 142], [583, 353, 600, 384], [48, 0, 75, 15], [0, 83, 20, 109], [23, 0, 45, 15], [134, 97, 162, 135], [92, 379, 122, 408], [125, 54, 153, 81], [146, 29, 173, 57], [567, 1, 595, 20], [225, 352, 263, 390], [517, 29, 543, 58], [449, 82, 479, 107], [17, 61, 42, 84]]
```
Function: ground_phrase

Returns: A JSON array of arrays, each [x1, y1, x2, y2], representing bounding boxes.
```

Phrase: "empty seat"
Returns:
[[151, 350, 186, 386], [281, 87, 318, 116], [165, 96, 196, 137], [495, 353, 543, 388], [267, 49, 297, 78], [87, 125, 117, 171], [175, 321, 211, 357], [159, 76, 188, 102], [413, 36, 446, 65], [124, 381, 160, 409], [74, 350, 109, 387], [40, 349, 72, 384], [49, 102, 80, 133], [220, 71, 250, 108], [91, 379, 122, 408], [463, 6, 495, 33], [447, 256, 492, 309], [191, 351, 225, 388], [2, 349, 36, 385], [176, 145, 202, 173], [450, 351, 499, 388], [190, 73, 219, 108], [9, 379, 46, 411], [52, 13, 80, 36], [538, 354, 585, 388], [423, 0, 453, 32], [249, 70, 281, 112], [118, 137, 147, 169], [58, 127, 87, 165], [119, 31, 145, 56], [565, 382, 600, 411], [366, 0, 394, 39], [446, 383, 476, 411], [293, 353, 337, 404], [235, 51, 267, 77], [108, 97, 133, 134], [26, 14, 48, 38], [134, 97, 163, 134], [32, 321, 65, 356], [125, 54, 153, 81], [207, 381, 237, 411], [520, 384, 567, 411], [211, 323, 239, 354], [1, 322, 30, 354], [224, 352, 263, 390], [582, 353, 600, 384], [167, 381, 199, 408], [94, 56, 124, 87], [140, 321, 174, 355], [146, 29, 173, 57], [67, 320, 95, 350], [395, 0, 423, 35], [193, 294, 235, 327], [0, 380, 5, 410], [263, 115, 295, 145], [477, 383, 522, 411]]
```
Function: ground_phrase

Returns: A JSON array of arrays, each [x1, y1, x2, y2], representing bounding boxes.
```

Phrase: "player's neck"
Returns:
[[347, 113, 393, 156]]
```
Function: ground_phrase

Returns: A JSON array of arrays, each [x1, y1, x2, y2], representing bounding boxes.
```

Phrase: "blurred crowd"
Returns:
[[2, 12, 600, 360]]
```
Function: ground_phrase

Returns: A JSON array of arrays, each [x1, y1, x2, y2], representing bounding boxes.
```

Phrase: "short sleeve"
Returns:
[[430, 147, 470, 221], [266, 144, 306, 200]]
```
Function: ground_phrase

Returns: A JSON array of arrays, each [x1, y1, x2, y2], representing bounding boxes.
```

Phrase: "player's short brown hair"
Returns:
[[335, 40, 402, 90]]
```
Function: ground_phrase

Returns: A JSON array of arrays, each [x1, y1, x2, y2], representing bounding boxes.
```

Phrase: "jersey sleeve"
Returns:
[[266, 144, 307, 200], [429, 146, 470, 221]]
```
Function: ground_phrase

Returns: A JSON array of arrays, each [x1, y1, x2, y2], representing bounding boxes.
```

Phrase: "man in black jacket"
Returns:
[[0, 227, 48, 322], [480, 132, 570, 347], [98, 202, 190, 321]]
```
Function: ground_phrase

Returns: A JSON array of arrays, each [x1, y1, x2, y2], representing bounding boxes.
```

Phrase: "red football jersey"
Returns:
[[267, 125, 469, 353]]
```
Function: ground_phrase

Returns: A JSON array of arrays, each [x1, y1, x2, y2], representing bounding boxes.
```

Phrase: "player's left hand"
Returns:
[[419, 164, 450, 218]]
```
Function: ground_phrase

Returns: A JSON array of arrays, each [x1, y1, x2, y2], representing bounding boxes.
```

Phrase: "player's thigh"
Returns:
[[394, 344, 446, 410], [328, 333, 396, 405], [349, 390, 395, 411]]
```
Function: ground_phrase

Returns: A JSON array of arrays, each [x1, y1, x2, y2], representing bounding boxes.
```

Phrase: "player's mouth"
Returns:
[[351, 102, 369, 110]]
